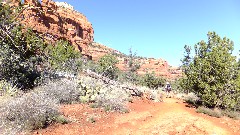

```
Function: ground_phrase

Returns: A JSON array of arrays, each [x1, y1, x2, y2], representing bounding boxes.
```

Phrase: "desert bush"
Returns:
[[35, 79, 80, 104], [77, 76, 131, 112], [87, 115, 96, 123], [175, 93, 187, 100], [196, 106, 222, 118], [0, 4, 48, 89], [54, 115, 71, 124], [0, 27, 45, 89], [0, 78, 82, 134], [181, 31, 240, 109], [222, 110, 240, 120], [0, 4, 83, 89], [77, 76, 102, 103], [174, 92, 200, 106], [138, 72, 165, 89], [171, 78, 185, 93], [184, 92, 200, 106], [0, 92, 59, 135], [97, 54, 119, 80], [123, 48, 141, 83], [0, 80, 19, 96], [44, 40, 82, 73], [137, 86, 163, 102], [150, 90, 164, 102], [197, 106, 240, 119], [96, 84, 130, 112]]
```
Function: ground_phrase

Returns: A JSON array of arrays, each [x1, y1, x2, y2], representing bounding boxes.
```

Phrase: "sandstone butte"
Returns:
[[5, 0, 182, 79]]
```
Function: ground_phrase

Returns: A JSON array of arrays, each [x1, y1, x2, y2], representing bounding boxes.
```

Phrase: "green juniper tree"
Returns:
[[181, 32, 240, 110], [0, 3, 46, 89]]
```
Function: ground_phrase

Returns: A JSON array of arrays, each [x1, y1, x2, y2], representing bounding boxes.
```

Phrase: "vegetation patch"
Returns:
[[0, 92, 59, 135], [196, 106, 222, 118], [54, 115, 71, 124], [222, 110, 240, 120], [184, 93, 201, 106], [181, 32, 240, 111], [35, 79, 80, 104]]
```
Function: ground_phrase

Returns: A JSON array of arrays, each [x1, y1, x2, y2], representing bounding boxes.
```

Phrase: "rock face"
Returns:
[[117, 57, 182, 79], [14, 0, 94, 55], [6, 0, 181, 79]]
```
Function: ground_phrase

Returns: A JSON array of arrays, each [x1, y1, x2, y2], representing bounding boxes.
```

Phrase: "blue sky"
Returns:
[[55, 0, 240, 66]]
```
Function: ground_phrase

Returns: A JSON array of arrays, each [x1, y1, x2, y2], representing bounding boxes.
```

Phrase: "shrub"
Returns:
[[0, 27, 45, 89], [0, 80, 19, 96], [196, 106, 240, 119], [0, 92, 59, 135], [0, 4, 48, 89], [124, 48, 141, 83], [196, 106, 222, 118], [222, 110, 240, 120], [35, 79, 80, 104], [139, 72, 165, 89], [97, 54, 119, 80], [87, 115, 96, 123], [184, 92, 200, 106], [1, 5, 82, 89], [54, 115, 71, 124], [45, 40, 82, 74], [0, 78, 84, 134], [77, 76, 131, 112], [137, 86, 163, 102], [77, 76, 102, 103], [171, 78, 185, 93], [181, 31, 240, 109], [96, 95, 129, 112]]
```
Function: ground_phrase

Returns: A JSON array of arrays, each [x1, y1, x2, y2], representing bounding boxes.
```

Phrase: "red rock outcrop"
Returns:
[[89, 42, 182, 79], [9, 0, 94, 55], [5, 0, 181, 79], [118, 57, 182, 79]]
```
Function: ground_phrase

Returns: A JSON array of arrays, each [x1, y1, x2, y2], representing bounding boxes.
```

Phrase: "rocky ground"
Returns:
[[33, 97, 240, 135]]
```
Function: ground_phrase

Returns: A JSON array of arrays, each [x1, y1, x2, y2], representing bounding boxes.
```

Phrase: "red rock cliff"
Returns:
[[6, 0, 181, 79], [11, 0, 94, 55]]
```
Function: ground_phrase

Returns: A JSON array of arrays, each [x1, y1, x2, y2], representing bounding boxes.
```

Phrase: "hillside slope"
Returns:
[[8, 0, 182, 79]]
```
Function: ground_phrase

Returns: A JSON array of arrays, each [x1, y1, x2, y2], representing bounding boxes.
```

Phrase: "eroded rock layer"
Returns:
[[10, 0, 94, 55], [89, 43, 182, 79]]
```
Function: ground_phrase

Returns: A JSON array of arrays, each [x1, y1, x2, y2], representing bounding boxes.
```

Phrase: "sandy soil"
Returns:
[[33, 97, 240, 135]]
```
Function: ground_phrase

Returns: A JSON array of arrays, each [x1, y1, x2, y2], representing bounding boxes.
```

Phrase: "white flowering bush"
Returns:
[[0, 92, 59, 135], [35, 79, 80, 104], [95, 85, 130, 112], [136, 85, 163, 102], [78, 76, 131, 112], [0, 78, 80, 134]]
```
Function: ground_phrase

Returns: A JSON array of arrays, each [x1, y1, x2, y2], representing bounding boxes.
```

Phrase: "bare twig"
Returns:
[[0, 26, 17, 47]]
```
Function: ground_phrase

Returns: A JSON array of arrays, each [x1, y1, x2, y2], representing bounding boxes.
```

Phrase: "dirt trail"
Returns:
[[33, 98, 240, 135]]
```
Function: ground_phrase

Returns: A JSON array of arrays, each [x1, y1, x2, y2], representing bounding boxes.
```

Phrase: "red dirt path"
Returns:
[[33, 98, 240, 135]]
